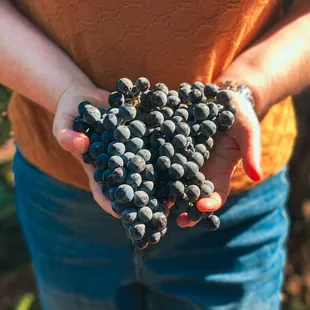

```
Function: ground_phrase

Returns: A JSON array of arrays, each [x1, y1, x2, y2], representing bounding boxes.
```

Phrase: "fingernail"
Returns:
[[254, 165, 264, 181], [73, 137, 85, 153]]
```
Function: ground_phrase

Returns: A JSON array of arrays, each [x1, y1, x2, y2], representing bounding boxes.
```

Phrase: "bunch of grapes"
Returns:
[[73, 77, 236, 249]]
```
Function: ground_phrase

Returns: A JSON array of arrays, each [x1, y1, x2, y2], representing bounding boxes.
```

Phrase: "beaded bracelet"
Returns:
[[217, 80, 255, 109]]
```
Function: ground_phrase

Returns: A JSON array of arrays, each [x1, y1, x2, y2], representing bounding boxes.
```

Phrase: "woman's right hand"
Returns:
[[53, 85, 120, 218]]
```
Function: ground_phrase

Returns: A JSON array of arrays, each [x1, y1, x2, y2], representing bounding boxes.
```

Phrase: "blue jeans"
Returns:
[[13, 149, 290, 310]]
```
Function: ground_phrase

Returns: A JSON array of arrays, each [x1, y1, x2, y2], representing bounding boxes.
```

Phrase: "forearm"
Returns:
[[217, 0, 310, 116], [0, 1, 95, 113]]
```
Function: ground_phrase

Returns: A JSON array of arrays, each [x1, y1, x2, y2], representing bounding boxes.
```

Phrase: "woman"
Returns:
[[1, 0, 309, 309]]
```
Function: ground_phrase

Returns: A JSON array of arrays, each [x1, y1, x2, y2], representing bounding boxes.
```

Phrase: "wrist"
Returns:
[[214, 57, 272, 118]]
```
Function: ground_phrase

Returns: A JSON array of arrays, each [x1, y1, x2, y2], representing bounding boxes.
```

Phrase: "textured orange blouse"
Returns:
[[8, 0, 296, 194]]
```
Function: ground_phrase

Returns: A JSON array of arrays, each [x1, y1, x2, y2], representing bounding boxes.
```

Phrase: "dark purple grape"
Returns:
[[122, 208, 138, 225], [200, 181, 214, 198], [170, 181, 185, 196], [189, 121, 200, 136], [147, 111, 164, 127], [207, 102, 219, 119], [114, 126, 131, 142], [108, 155, 124, 170], [103, 113, 119, 130], [119, 104, 137, 121], [139, 180, 155, 196], [168, 163, 184, 180], [176, 122, 190, 137], [108, 92, 125, 107], [127, 155, 146, 173], [112, 167, 127, 183], [218, 111, 235, 127], [128, 222, 146, 240], [166, 95, 180, 108], [73, 118, 90, 134], [125, 172, 142, 189], [101, 130, 115, 144], [184, 161, 199, 178], [95, 153, 110, 169], [204, 214, 220, 231], [111, 201, 127, 215], [78, 101, 92, 115], [135, 77, 150, 92], [142, 164, 156, 181], [191, 172, 205, 187], [156, 156, 171, 170], [137, 149, 152, 163], [191, 81, 205, 92], [108, 141, 126, 156], [93, 169, 104, 184], [178, 86, 191, 103], [217, 90, 232, 105], [161, 107, 174, 120], [160, 120, 176, 136], [159, 143, 175, 158], [167, 90, 178, 97], [194, 103, 209, 121], [151, 91, 167, 107], [115, 184, 134, 204], [148, 197, 159, 212], [89, 142, 106, 159], [185, 185, 200, 202], [83, 106, 101, 124], [204, 84, 219, 98], [172, 134, 187, 150], [122, 152, 135, 166], [174, 108, 189, 121], [153, 83, 169, 95], [146, 230, 161, 244], [200, 120, 217, 137], [224, 103, 237, 115], [128, 120, 146, 138], [172, 153, 187, 165], [116, 78, 133, 95], [138, 206, 153, 223], [189, 152, 204, 168], [150, 212, 167, 230], [188, 89, 203, 104], [134, 191, 150, 207], [126, 137, 144, 154]]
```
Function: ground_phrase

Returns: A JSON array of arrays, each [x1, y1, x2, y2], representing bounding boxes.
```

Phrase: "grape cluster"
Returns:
[[73, 77, 236, 249]]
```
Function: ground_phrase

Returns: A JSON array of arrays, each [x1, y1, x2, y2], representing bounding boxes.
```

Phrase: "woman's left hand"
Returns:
[[177, 91, 263, 227]]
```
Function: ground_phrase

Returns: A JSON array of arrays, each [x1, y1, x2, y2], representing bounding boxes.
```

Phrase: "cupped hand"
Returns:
[[177, 91, 263, 227], [52, 85, 120, 218]]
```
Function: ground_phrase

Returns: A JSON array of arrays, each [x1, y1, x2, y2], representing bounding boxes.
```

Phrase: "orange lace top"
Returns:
[[8, 0, 296, 194]]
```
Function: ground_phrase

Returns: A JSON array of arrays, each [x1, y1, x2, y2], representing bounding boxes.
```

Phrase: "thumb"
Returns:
[[53, 86, 109, 154], [53, 119, 90, 154], [231, 93, 263, 181]]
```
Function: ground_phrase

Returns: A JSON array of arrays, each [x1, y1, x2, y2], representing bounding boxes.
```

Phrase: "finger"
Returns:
[[91, 181, 121, 219], [53, 106, 90, 154], [57, 128, 90, 154], [230, 93, 263, 181], [176, 213, 201, 228], [75, 156, 120, 218]]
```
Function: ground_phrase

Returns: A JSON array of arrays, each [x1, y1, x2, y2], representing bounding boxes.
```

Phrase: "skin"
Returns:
[[0, 0, 309, 225]]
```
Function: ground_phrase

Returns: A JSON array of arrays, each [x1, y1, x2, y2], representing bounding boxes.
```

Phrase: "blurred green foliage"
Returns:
[[0, 85, 12, 146]]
